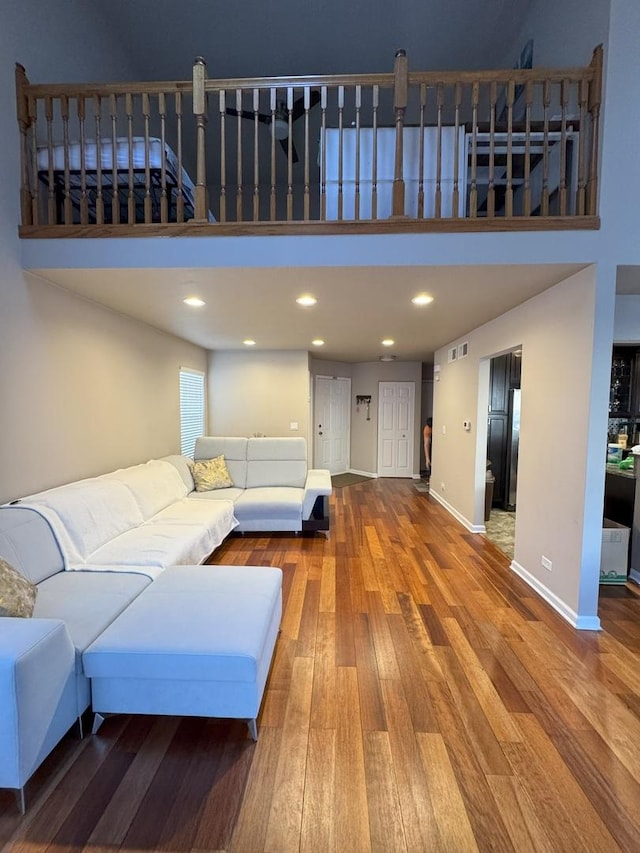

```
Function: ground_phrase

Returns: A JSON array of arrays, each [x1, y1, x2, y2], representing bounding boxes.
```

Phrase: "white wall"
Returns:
[[0, 2, 208, 502], [310, 358, 423, 475], [208, 350, 311, 439], [433, 265, 613, 628], [505, 0, 610, 67]]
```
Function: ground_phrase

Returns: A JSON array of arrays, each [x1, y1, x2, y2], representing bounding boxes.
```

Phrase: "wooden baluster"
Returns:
[[175, 91, 185, 223], [417, 82, 426, 219], [253, 88, 260, 221], [320, 86, 327, 221], [337, 85, 344, 220], [142, 92, 152, 223], [354, 85, 361, 221], [541, 80, 551, 216], [488, 81, 496, 218], [303, 87, 310, 221], [15, 64, 33, 227], [61, 94, 72, 225], [125, 93, 135, 224], [286, 86, 293, 221], [93, 95, 104, 225], [219, 90, 227, 223], [577, 76, 589, 216], [109, 94, 120, 224], [77, 96, 88, 224], [270, 88, 277, 221], [192, 56, 208, 222], [371, 85, 378, 220], [505, 80, 515, 218], [28, 95, 39, 226], [158, 93, 168, 223], [469, 81, 479, 218], [452, 82, 461, 218], [559, 79, 568, 216], [45, 95, 56, 225], [523, 80, 533, 217], [435, 83, 443, 219], [392, 49, 407, 217], [235, 88, 243, 221], [587, 44, 603, 216]]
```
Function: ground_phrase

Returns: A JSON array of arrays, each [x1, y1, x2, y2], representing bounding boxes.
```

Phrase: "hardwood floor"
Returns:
[[3, 477, 640, 852]]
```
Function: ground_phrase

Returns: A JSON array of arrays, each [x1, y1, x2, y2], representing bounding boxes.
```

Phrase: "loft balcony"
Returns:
[[15, 46, 602, 238]]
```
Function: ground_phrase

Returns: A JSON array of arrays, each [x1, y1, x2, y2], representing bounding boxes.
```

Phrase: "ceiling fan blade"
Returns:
[[290, 89, 321, 122], [279, 136, 299, 164], [225, 107, 271, 125]]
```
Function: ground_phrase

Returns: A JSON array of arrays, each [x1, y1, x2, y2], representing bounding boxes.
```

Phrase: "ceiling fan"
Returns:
[[225, 90, 321, 163]]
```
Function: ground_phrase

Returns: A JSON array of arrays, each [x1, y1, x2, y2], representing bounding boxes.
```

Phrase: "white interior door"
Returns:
[[377, 381, 415, 477], [314, 376, 350, 473]]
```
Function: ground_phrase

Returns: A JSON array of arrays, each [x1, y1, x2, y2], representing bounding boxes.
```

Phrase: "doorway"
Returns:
[[485, 349, 521, 556], [377, 381, 416, 477], [314, 375, 351, 474]]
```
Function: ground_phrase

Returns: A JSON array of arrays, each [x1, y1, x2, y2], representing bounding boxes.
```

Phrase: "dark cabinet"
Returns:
[[609, 346, 640, 443]]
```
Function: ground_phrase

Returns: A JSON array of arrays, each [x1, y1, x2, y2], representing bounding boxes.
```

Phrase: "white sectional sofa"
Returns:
[[192, 436, 332, 533], [0, 436, 331, 810]]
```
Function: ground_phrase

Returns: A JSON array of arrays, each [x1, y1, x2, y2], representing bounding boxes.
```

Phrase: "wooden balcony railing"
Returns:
[[16, 46, 602, 236]]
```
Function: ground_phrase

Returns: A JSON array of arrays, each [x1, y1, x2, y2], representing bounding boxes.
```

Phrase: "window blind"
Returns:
[[179, 368, 205, 457]]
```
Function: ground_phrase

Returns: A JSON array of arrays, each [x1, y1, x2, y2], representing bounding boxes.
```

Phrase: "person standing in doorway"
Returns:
[[423, 418, 432, 476]]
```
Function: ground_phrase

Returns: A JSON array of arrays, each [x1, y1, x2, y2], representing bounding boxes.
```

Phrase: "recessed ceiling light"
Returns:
[[296, 295, 317, 307], [243, 339, 256, 346], [183, 296, 205, 307], [381, 338, 395, 347], [411, 293, 434, 306], [312, 339, 325, 347]]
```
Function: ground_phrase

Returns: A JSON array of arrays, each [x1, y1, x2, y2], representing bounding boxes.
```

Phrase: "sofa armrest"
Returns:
[[0, 618, 78, 799], [302, 469, 332, 523]]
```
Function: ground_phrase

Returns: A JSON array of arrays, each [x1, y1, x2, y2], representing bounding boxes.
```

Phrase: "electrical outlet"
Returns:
[[289, 421, 299, 431], [440, 482, 445, 491], [442, 424, 446, 435], [541, 556, 552, 571]]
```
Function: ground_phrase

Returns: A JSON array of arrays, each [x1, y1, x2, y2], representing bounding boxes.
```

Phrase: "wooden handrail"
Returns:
[[15, 48, 603, 232]]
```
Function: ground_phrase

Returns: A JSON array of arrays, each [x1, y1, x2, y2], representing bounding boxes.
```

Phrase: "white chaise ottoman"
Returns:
[[82, 564, 282, 740]]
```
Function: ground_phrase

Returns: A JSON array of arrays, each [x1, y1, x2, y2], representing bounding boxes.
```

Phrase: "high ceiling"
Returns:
[[33, 2, 613, 364], [100, 0, 535, 82], [35, 264, 587, 364]]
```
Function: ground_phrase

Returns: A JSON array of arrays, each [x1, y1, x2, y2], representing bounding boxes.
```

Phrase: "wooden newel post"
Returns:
[[392, 49, 408, 217], [192, 56, 208, 222], [586, 44, 603, 217], [15, 63, 33, 227]]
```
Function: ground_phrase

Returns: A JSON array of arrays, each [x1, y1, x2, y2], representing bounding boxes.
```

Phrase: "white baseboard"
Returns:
[[430, 492, 601, 631], [349, 469, 377, 478], [628, 568, 640, 585], [510, 560, 602, 631], [429, 489, 485, 534]]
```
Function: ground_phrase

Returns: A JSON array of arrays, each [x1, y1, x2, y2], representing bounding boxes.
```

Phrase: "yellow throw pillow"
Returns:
[[192, 455, 234, 492], [0, 558, 38, 618]]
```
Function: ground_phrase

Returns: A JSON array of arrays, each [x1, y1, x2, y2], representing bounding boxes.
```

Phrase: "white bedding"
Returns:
[[36, 136, 195, 191]]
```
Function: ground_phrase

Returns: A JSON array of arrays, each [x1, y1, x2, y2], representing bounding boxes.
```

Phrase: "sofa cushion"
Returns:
[[234, 487, 303, 522], [34, 569, 151, 669], [188, 487, 245, 504], [159, 455, 195, 492], [0, 558, 37, 618], [102, 460, 188, 520], [0, 506, 65, 584], [246, 437, 307, 488], [194, 437, 248, 488], [23, 478, 144, 564], [192, 456, 234, 492], [85, 501, 237, 569]]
